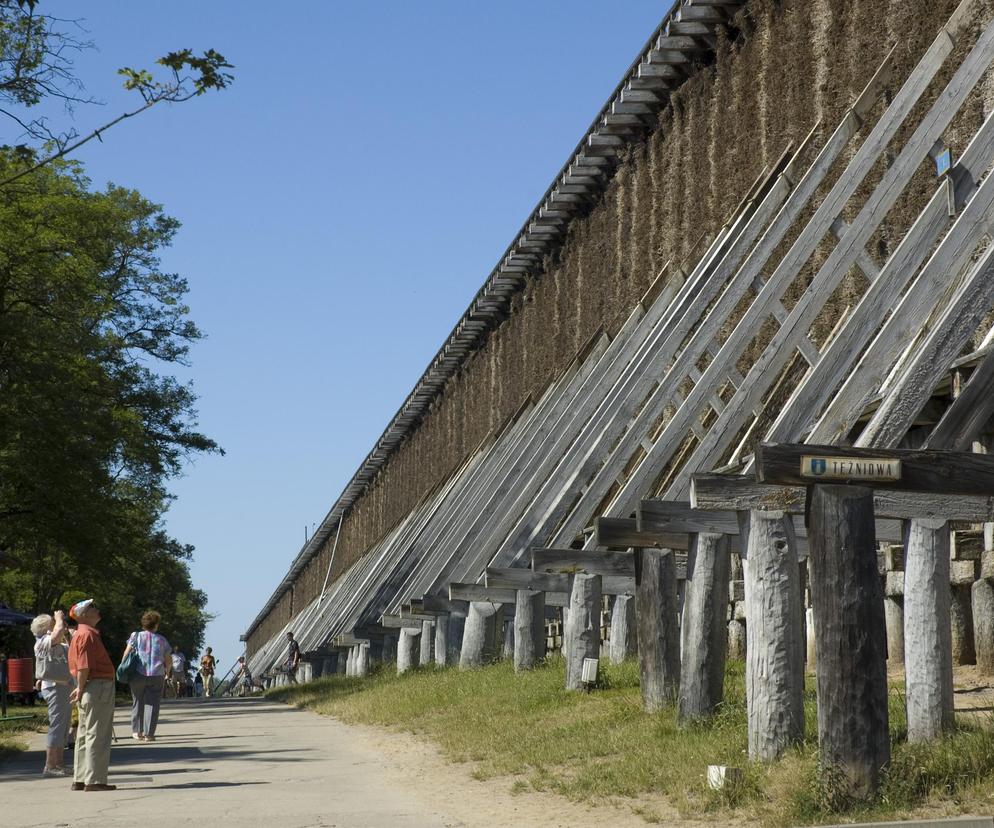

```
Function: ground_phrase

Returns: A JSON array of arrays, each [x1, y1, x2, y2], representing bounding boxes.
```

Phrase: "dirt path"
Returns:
[[0, 696, 702, 827]]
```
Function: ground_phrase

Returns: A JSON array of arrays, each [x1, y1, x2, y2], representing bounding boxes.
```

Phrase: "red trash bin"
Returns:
[[6, 657, 35, 693]]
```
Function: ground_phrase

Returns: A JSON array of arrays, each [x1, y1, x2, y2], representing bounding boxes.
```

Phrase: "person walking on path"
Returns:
[[67, 599, 116, 792], [122, 611, 171, 742], [234, 656, 256, 696], [284, 631, 300, 684], [200, 647, 216, 697], [32, 610, 72, 776], [170, 647, 187, 698]]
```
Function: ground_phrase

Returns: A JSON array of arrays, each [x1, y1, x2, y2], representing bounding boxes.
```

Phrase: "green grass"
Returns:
[[268, 658, 994, 826], [0, 702, 47, 761]]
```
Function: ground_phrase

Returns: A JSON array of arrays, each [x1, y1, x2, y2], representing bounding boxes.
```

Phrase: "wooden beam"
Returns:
[[756, 442, 994, 497], [486, 567, 635, 596], [448, 582, 568, 607], [692, 473, 994, 522], [379, 614, 423, 630], [530, 547, 635, 576]]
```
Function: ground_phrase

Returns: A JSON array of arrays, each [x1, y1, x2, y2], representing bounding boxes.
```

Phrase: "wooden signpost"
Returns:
[[755, 441, 994, 798]]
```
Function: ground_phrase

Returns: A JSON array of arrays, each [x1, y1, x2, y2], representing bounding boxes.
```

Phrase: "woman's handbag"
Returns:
[[35, 639, 71, 683], [115, 633, 143, 683]]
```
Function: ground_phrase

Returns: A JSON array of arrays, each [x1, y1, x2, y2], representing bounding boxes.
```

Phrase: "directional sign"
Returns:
[[800, 455, 901, 482]]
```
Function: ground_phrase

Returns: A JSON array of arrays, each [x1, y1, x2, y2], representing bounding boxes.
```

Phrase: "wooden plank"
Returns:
[[485, 567, 635, 596], [691, 473, 994, 522], [927, 345, 994, 450], [757, 442, 994, 497], [531, 547, 635, 576], [448, 582, 568, 607], [379, 614, 424, 630]]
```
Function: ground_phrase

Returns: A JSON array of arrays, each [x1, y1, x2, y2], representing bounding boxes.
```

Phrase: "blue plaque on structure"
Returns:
[[935, 148, 952, 176]]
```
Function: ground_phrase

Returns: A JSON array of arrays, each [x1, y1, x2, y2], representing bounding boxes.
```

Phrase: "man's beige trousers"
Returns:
[[73, 679, 114, 785]]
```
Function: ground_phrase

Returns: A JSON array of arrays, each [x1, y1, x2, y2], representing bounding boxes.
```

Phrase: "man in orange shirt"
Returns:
[[67, 599, 117, 792]]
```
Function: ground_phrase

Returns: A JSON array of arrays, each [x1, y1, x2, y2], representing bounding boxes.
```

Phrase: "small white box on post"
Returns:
[[581, 657, 599, 689]]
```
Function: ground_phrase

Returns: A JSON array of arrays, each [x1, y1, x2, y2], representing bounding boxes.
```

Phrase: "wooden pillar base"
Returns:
[[397, 628, 420, 674], [973, 577, 994, 675], [679, 532, 730, 725], [809, 485, 889, 799], [420, 620, 434, 666], [460, 602, 502, 669], [514, 589, 546, 672], [609, 593, 637, 664], [565, 573, 602, 691], [884, 595, 904, 665], [636, 548, 680, 710], [744, 510, 804, 761]]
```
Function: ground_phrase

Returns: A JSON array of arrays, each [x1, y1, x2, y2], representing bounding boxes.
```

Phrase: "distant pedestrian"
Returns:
[[32, 610, 72, 776], [193, 671, 204, 697], [234, 656, 255, 696], [200, 647, 216, 697], [170, 648, 187, 698], [67, 599, 116, 792], [284, 631, 300, 684], [121, 611, 171, 742]]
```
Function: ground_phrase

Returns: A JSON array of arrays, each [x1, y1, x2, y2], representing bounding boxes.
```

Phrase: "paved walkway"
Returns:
[[1, 697, 457, 828]]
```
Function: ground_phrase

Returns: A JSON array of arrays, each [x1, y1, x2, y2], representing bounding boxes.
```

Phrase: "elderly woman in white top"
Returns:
[[31, 609, 72, 776]]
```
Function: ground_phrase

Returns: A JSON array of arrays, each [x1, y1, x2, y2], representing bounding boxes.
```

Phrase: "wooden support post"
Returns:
[[950, 584, 976, 666], [397, 628, 420, 675], [382, 633, 397, 664], [345, 647, 354, 677], [904, 518, 955, 741], [973, 577, 994, 675], [514, 589, 546, 671], [356, 643, 369, 678], [635, 548, 680, 710], [459, 602, 502, 669], [609, 593, 637, 664], [884, 596, 904, 665], [336, 651, 347, 675], [565, 573, 602, 691], [805, 607, 817, 669], [433, 613, 450, 666], [744, 511, 804, 761], [502, 619, 515, 660], [728, 620, 746, 661], [420, 620, 434, 666], [679, 532, 730, 725], [808, 485, 889, 798]]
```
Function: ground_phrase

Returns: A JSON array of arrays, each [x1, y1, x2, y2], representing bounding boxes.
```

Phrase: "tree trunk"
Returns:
[[808, 485, 889, 799], [973, 577, 994, 675], [459, 602, 502, 669], [397, 628, 420, 674], [609, 593, 637, 664], [514, 589, 546, 672], [564, 573, 602, 691], [903, 518, 955, 741], [679, 532, 731, 725], [744, 510, 804, 761], [635, 548, 680, 710]]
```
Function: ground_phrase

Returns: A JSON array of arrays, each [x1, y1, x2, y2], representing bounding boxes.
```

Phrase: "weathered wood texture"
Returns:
[[420, 620, 434, 665], [486, 567, 634, 596], [950, 585, 976, 666], [435, 611, 466, 666], [565, 573, 602, 691], [744, 511, 804, 760], [808, 486, 889, 798], [459, 601, 503, 669], [532, 548, 635, 576], [635, 548, 680, 710], [904, 519, 954, 741], [692, 473, 994, 522], [728, 619, 746, 661], [609, 593, 637, 664], [502, 618, 515, 660], [450, 582, 568, 607], [356, 643, 369, 677], [382, 633, 396, 664], [679, 532, 731, 725], [397, 628, 420, 675], [514, 589, 546, 671], [757, 442, 994, 497], [928, 346, 994, 451], [884, 596, 904, 665], [973, 577, 994, 675]]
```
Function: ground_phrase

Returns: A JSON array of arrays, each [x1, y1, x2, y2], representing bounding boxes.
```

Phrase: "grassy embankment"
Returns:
[[0, 702, 46, 761], [268, 658, 994, 826]]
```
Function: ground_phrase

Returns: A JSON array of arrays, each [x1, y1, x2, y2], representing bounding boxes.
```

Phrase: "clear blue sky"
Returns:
[[44, 1, 667, 673]]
